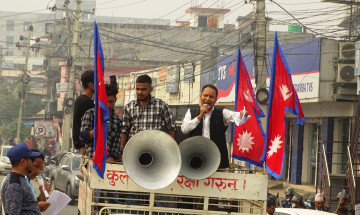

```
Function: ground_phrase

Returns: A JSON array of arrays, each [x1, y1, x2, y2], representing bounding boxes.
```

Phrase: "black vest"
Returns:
[[189, 107, 229, 168]]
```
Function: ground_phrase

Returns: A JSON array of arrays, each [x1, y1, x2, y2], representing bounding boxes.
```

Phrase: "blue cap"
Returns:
[[7, 143, 41, 163]]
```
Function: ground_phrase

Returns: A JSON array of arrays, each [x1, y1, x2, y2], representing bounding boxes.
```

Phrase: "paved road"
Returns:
[[0, 175, 78, 214]]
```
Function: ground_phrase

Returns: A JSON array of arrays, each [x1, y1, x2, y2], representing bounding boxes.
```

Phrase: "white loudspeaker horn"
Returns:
[[179, 136, 220, 180], [122, 130, 181, 190]]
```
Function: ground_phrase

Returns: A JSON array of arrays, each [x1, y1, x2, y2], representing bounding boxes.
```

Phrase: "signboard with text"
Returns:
[[89, 162, 268, 201], [215, 39, 321, 103]]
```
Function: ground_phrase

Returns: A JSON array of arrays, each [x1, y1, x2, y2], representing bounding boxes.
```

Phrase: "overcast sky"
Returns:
[[1, 0, 349, 34]]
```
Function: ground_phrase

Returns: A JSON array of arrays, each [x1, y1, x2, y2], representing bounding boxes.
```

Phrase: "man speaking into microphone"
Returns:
[[181, 84, 249, 169]]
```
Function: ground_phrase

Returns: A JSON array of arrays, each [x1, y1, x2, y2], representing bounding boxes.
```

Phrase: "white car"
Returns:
[[275, 208, 335, 215], [0, 146, 12, 174]]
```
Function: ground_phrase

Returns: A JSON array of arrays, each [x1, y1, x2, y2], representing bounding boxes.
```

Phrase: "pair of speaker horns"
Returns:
[[122, 130, 221, 190]]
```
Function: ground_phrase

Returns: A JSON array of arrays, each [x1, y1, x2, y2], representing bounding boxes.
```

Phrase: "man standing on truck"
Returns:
[[121, 74, 176, 149], [181, 84, 249, 169], [80, 83, 122, 162], [80, 83, 122, 213], [120, 74, 176, 213], [73, 70, 95, 152]]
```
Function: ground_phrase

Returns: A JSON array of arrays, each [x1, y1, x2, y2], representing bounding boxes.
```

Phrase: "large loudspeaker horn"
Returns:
[[122, 130, 181, 190], [179, 136, 220, 180]]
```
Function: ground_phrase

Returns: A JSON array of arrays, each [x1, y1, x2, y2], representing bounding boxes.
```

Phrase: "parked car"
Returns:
[[275, 208, 335, 215], [0, 146, 12, 175], [42, 152, 66, 181], [49, 152, 81, 205]]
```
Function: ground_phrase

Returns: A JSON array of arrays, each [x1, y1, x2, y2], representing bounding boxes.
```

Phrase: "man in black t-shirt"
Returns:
[[72, 70, 95, 151]]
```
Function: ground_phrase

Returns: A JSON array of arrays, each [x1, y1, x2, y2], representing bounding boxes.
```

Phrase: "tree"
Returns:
[[1, 120, 31, 143]]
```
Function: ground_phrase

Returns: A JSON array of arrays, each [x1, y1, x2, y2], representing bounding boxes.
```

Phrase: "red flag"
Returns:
[[232, 46, 266, 167], [264, 32, 305, 179], [93, 22, 109, 178]]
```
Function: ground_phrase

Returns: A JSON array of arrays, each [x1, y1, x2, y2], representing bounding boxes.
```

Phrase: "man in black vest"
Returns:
[[181, 84, 249, 169]]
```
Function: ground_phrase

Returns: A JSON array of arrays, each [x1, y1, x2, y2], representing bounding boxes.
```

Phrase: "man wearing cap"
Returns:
[[314, 193, 329, 211], [335, 190, 353, 214], [291, 194, 305, 208], [1, 143, 42, 215], [281, 187, 294, 208]]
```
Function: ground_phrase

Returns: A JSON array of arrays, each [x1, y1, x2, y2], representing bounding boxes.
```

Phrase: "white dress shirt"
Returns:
[[181, 108, 250, 138]]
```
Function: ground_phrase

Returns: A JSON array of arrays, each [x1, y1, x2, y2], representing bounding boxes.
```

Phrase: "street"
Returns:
[[0, 175, 78, 215]]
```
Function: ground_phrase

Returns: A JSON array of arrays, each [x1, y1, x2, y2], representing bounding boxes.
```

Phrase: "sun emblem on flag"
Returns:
[[280, 85, 292, 101], [267, 135, 283, 158], [237, 130, 255, 153], [243, 90, 253, 103]]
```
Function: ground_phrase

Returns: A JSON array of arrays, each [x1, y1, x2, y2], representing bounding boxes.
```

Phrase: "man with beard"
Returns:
[[121, 74, 176, 149], [26, 150, 51, 212], [1, 143, 42, 215], [73, 70, 95, 151], [120, 74, 176, 214], [181, 84, 249, 169]]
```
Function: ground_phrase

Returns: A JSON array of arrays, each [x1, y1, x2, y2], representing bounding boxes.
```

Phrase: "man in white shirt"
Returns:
[[181, 84, 249, 169]]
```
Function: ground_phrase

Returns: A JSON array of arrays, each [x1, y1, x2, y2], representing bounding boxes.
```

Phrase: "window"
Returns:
[[6, 36, 13, 47], [14, 64, 24, 71], [32, 64, 43, 70], [6, 20, 14, 31], [60, 156, 69, 166], [24, 22, 32, 31], [198, 16, 207, 27], [45, 23, 53, 34], [207, 16, 218, 28], [72, 157, 80, 170], [184, 65, 194, 83]]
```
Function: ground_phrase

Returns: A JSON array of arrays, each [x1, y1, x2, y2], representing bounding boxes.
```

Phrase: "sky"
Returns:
[[0, 0, 351, 37]]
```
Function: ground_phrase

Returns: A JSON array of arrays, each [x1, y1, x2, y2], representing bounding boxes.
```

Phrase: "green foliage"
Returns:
[[1, 120, 31, 142], [0, 83, 43, 125], [0, 84, 20, 124]]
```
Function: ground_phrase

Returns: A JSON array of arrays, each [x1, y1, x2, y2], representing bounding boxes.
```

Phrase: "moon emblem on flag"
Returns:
[[237, 130, 255, 153], [267, 135, 283, 158], [280, 85, 292, 101]]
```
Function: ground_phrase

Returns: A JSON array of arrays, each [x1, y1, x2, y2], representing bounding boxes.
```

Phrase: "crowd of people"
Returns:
[[266, 187, 353, 215], [71, 70, 249, 168]]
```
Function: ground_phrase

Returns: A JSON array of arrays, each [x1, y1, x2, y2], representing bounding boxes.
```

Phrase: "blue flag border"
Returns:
[[232, 46, 266, 168], [263, 32, 305, 180], [93, 21, 109, 178]]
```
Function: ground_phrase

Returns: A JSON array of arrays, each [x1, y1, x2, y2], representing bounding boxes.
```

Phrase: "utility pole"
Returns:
[[254, 0, 267, 91], [61, 0, 82, 152], [16, 25, 33, 143]]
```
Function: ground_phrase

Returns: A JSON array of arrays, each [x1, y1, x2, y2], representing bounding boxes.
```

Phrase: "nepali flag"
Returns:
[[93, 21, 109, 178], [232, 46, 266, 167], [263, 32, 305, 179]]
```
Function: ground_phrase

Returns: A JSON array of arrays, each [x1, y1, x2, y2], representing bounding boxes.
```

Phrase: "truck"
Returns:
[[78, 160, 268, 215]]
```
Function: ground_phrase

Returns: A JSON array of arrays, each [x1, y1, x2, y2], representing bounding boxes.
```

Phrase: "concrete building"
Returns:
[[116, 35, 356, 192]]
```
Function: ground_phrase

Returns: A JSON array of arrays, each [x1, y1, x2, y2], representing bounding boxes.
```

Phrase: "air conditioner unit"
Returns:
[[337, 63, 356, 83], [339, 42, 355, 60]]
